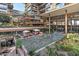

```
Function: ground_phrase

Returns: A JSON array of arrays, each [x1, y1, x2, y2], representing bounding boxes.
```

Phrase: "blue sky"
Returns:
[[13, 3, 25, 11], [13, 3, 64, 11]]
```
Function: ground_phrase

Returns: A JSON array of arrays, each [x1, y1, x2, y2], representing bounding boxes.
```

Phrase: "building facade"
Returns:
[[0, 3, 13, 16], [40, 3, 79, 34], [25, 3, 40, 19], [25, 3, 79, 34], [0, 3, 7, 14]]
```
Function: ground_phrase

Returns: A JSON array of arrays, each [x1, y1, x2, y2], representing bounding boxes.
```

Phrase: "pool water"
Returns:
[[22, 32, 65, 52]]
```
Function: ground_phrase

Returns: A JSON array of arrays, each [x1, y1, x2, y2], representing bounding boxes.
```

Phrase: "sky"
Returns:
[[13, 3, 25, 11], [13, 3, 64, 11]]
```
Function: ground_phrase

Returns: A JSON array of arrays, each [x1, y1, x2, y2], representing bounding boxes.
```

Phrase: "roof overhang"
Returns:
[[40, 3, 79, 17]]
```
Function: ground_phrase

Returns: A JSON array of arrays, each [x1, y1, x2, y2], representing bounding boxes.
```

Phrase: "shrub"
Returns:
[[16, 38, 23, 48], [29, 48, 36, 56], [0, 14, 11, 23], [46, 46, 57, 56]]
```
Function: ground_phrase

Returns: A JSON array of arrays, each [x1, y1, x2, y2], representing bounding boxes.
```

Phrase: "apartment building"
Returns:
[[40, 3, 79, 34], [24, 3, 79, 34], [12, 10, 23, 16], [21, 3, 45, 27], [7, 3, 13, 16], [24, 3, 58, 27], [0, 3, 13, 16], [39, 3, 65, 27], [24, 3, 65, 26], [0, 3, 7, 14], [25, 3, 79, 34]]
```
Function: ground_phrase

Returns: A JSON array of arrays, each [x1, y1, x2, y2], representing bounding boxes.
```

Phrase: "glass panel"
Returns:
[[56, 3, 64, 9]]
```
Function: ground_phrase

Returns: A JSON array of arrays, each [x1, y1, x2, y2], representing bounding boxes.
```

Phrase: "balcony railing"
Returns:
[[0, 3, 7, 5]]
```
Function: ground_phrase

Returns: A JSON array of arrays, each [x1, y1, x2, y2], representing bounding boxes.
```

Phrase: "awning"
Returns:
[[40, 3, 79, 17]]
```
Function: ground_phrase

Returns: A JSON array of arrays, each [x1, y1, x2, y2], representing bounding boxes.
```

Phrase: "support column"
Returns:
[[65, 10, 68, 35], [48, 14, 51, 34], [74, 20, 77, 32], [71, 19, 72, 32], [56, 19, 57, 31]]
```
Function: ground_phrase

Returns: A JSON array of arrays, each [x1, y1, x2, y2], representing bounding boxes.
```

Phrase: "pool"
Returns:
[[22, 32, 65, 52]]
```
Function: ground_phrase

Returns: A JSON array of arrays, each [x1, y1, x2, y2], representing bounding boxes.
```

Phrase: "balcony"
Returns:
[[25, 4, 31, 9], [39, 8, 45, 11], [31, 4, 38, 8], [0, 3, 7, 5], [32, 8, 37, 12], [64, 3, 71, 6], [39, 3, 47, 8], [0, 7, 7, 10]]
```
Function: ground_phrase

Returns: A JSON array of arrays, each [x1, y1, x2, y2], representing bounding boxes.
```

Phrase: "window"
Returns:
[[76, 20, 79, 25], [56, 3, 64, 9], [27, 7, 31, 11]]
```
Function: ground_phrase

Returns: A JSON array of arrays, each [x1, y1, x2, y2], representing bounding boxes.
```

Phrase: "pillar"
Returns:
[[71, 19, 72, 32], [65, 10, 68, 35], [56, 19, 57, 31], [49, 14, 51, 34], [74, 20, 77, 32]]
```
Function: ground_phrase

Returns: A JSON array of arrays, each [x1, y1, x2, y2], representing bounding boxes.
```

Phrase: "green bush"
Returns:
[[16, 38, 23, 48], [46, 46, 57, 56], [67, 34, 79, 40], [54, 33, 79, 55], [69, 47, 79, 56], [29, 48, 36, 56], [63, 45, 73, 51], [55, 44, 73, 51], [0, 14, 11, 23]]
